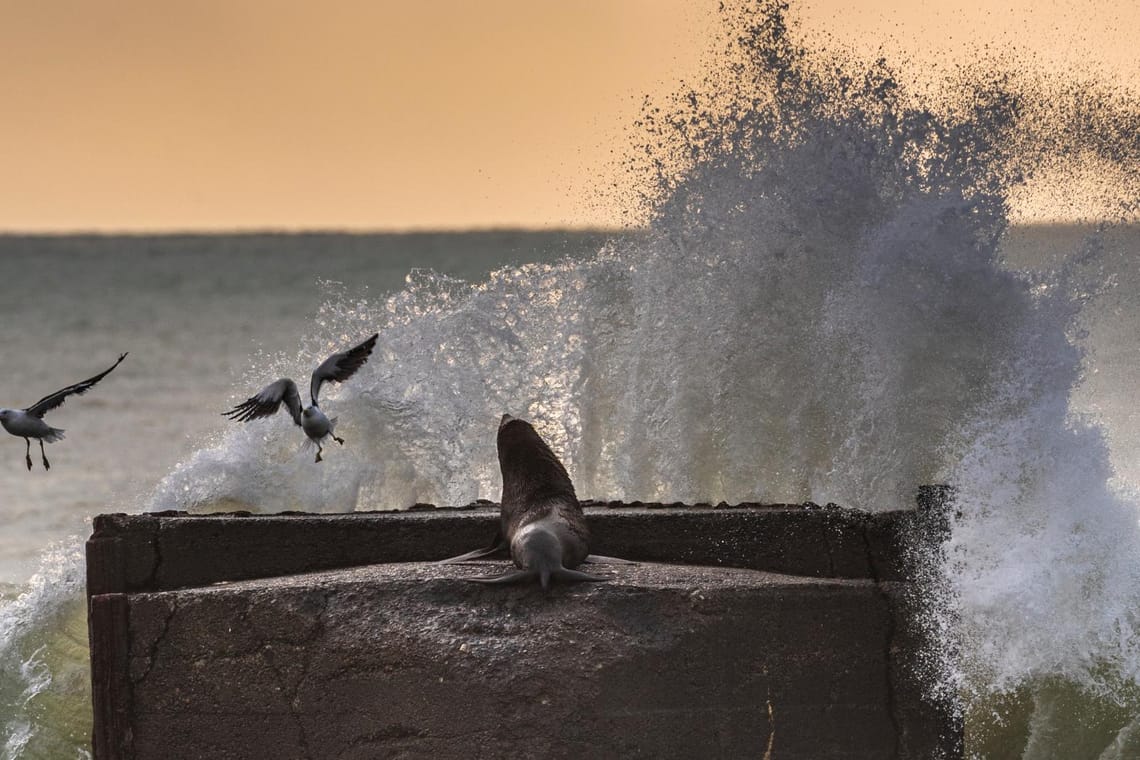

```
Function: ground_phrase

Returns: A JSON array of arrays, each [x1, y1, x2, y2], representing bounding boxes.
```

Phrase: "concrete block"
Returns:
[[86, 503, 960, 759]]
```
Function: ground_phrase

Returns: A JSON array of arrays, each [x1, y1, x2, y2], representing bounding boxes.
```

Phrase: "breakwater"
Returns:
[[86, 497, 959, 759]]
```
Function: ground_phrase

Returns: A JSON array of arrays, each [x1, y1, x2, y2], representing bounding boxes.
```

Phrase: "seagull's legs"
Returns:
[[333, 435, 345, 446], [24, 438, 32, 471], [39, 439, 50, 470], [315, 443, 323, 463]]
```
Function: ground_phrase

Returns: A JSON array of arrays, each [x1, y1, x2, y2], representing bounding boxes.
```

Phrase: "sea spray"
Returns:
[[151, 10, 1140, 760], [0, 542, 90, 760], [634, 5, 1140, 755]]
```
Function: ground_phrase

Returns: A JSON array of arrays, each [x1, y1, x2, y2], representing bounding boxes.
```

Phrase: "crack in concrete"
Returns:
[[151, 523, 165, 590], [762, 694, 776, 760], [259, 591, 331, 760], [880, 587, 904, 760], [133, 597, 177, 686], [261, 644, 311, 760], [141, 517, 164, 592], [824, 518, 838, 577], [863, 519, 903, 760]]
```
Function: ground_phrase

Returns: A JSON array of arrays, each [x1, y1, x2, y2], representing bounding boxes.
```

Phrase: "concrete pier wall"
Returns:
[[87, 497, 960, 759]]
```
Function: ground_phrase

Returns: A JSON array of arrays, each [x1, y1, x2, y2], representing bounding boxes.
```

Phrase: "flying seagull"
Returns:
[[223, 333, 378, 462], [0, 353, 129, 471]]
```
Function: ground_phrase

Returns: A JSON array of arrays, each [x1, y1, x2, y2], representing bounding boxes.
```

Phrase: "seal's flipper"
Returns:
[[467, 570, 536, 585], [437, 542, 508, 564], [466, 566, 609, 590], [437, 531, 508, 564], [553, 568, 610, 583], [583, 554, 636, 565]]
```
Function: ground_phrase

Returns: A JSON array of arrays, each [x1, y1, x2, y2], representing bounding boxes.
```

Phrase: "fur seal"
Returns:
[[462, 414, 609, 590]]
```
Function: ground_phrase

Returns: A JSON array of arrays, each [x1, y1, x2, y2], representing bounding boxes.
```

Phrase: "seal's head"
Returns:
[[496, 415, 575, 506]]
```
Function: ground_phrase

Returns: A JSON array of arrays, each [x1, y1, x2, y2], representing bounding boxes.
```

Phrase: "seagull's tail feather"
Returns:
[[42, 428, 65, 444], [329, 416, 339, 431]]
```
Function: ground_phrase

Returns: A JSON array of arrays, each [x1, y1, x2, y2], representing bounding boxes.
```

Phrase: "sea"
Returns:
[[3, 3, 1140, 758]]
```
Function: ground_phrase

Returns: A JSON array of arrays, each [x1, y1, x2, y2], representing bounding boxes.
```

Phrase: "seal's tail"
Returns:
[[466, 523, 609, 590]]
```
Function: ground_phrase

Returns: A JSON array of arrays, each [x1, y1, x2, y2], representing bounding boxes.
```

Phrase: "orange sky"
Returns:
[[0, 1, 1135, 231]]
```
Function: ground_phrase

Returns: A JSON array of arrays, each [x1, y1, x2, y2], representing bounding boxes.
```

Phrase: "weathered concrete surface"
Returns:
[[87, 499, 942, 598], [88, 496, 960, 759], [99, 562, 944, 759]]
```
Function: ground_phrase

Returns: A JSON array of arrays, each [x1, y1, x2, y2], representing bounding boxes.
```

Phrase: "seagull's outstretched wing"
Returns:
[[25, 353, 128, 419], [222, 378, 303, 426], [310, 333, 378, 405]]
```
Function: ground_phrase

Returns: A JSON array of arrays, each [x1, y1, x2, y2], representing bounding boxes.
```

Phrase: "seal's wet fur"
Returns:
[[468, 414, 606, 590]]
